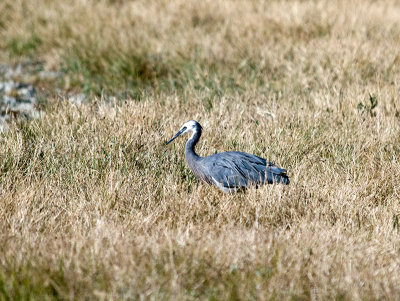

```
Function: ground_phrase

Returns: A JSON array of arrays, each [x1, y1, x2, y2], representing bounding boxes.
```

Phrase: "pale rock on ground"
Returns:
[[0, 62, 87, 131]]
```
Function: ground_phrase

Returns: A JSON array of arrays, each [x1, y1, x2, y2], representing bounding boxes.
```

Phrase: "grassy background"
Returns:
[[1, 0, 400, 299]]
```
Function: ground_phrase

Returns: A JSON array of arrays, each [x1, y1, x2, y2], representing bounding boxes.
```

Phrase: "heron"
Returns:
[[166, 120, 289, 193]]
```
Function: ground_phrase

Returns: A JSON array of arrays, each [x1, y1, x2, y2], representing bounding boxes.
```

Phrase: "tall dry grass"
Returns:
[[1, 0, 400, 299]]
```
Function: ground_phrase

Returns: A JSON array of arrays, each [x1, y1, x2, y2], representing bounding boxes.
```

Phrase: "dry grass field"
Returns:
[[1, 0, 400, 299]]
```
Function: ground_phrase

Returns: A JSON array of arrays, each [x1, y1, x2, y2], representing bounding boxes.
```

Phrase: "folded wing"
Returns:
[[202, 152, 289, 190]]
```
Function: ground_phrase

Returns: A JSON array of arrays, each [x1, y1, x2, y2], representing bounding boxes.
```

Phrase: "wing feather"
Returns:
[[201, 152, 289, 188]]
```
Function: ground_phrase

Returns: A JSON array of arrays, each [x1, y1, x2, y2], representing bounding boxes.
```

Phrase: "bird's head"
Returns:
[[166, 120, 202, 145]]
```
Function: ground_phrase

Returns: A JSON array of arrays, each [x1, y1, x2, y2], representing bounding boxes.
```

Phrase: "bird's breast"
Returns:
[[186, 158, 211, 184]]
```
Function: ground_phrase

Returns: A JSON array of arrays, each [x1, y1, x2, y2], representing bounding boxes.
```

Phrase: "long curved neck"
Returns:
[[185, 128, 202, 160]]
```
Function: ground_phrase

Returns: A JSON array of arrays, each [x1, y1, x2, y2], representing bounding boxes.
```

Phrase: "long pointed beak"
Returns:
[[166, 128, 184, 145]]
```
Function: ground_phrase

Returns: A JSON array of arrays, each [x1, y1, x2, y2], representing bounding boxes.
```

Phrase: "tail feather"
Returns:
[[266, 162, 290, 185]]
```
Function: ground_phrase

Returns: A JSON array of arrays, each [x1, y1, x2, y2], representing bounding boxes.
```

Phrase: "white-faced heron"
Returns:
[[166, 120, 289, 193]]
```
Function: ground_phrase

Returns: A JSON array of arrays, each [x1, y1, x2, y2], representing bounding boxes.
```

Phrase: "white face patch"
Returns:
[[181, 120, 198, 135]]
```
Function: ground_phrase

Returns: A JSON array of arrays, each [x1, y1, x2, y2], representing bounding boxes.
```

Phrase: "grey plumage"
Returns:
[[166, 120, 289, 193]]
